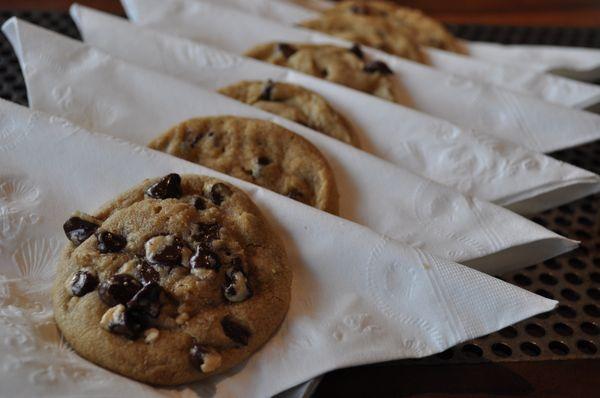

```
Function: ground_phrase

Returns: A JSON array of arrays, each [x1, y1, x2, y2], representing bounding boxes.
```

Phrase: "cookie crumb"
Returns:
[[144, 328, 160, 343], [100, 304, 125, 330], [176, 312, 190, 325]]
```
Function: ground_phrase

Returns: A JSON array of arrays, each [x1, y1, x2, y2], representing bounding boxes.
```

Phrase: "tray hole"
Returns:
[[561, 288, 580, 301], [520, 342, 541, 357], [568, 258, 586, 270], [513, 274, 532, 286], [553, 322, 573, 336], [543, 258, 560, 270], [565, 273, 583, 285], [525, 323, 546, 337], [549, 341, 569, 356], [557, 305, 576, 318], [498, 326, 518, 338], [581, 322, 599, 336], [575, 230, 591, 240], [584, 304, 600, 317], [540, 273, 558, 285], [587, 288, 600, 301], [593, 258, 600, 268], [461, 344, 483, 358], [577, 216, 594, 226], [534, 289, 554, 300], [590, 272, 600, 283], [491, 343, 512, 358], [577, 340, 597, 355], [554, 216, 571, 226]]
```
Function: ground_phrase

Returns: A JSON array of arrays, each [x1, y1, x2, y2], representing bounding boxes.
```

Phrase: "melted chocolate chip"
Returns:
[[210, 183, 232, 206], [109, 307, 145, 340], [63, 216, 99, 246], [190, 246, 221, 271], [363, 60, 393, 75], [194, 223, 221, 245], [146, 235, 184, 267], [277, 43, 297, 58], [98, 274, 142, 307], [145, 173, 182, 199], [224, 265, 252, 303], [193, 196, 207, 211], [221, 316, 251, 346], [96, 230, 127, 253], [70, 270, 99, 297], [258, 79, 275, 101], [257, 156, 271, 166], [127, 282, 162, 318], [136, 261, 160, 285], [189, 342, 209, 370], [349, 43, 364, 59]]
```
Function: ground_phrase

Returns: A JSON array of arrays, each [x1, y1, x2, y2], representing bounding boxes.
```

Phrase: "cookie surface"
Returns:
[[299, 13, 425, 63], [53, 174, 291, 385], [324, 0, 466, 54], [245, 42, 404, 104], [218, 80, 360, 147], [148, 116, 339, 214]]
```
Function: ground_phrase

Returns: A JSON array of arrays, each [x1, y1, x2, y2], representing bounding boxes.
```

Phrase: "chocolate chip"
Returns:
[[224, 266, 252, 303], [221, 316, 251, 346], [145, 235, 184, 267], [258, 79, 275, 101], [277, 43, 297, 58], [189, 342, 209, 370], [63, 216, 99, 246], [96, 230, 127, 253], [349, 43, 364, 59], [127, 282, 162, 318], [190, 246, 221, 271], [350, 4, 370, 14], [363, 60, 393, 75], [98, 274, 142, 307], [257, 156, 271, 166], [286, 188, 304, 202], [193, 196, 207, 211], [109, 306, 145, 340], [210, 183, 232, 205], [136, 261, 160, 285], [70, 270, 99, 297], [145, 173, 182, 199], [187, 133, 203, 148], [194, 223, 221, 245]]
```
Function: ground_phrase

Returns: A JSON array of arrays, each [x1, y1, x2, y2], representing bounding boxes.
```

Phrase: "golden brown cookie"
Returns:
[[322, 1, 466, 53], [148, 116, 339, 214], [299, 13, 426, 62], [218, 80, 360, 147], [245, 42, 405, 104], [53, 174, 291, 385]]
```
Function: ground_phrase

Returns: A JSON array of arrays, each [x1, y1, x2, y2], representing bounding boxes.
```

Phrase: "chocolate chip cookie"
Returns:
[[218, 80, 360, 147], [245, 42, 404, 104], [299, 14, 426, 63], [148, 116, 339, 214], [53, 174, 291, 385], [322, 1, 466, 54]]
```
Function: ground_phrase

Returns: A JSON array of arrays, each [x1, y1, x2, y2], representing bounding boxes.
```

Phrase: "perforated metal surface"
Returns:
[[0, 11, 598, 365]]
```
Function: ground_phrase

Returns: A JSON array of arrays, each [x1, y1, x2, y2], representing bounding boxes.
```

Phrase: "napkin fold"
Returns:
[[4, 18, 576, 275], [121, 0, 600, 154], [187, 0, 600, 109], [0, 98, 557, 398], [70, 4, 600, 215]]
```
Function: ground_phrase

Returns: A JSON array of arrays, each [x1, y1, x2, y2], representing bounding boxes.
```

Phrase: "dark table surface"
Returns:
[[0, 2, 598, 397]]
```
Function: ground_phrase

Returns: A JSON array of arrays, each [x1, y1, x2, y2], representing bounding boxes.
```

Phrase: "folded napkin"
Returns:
[[121, 0, 600, 153], [0, 98, 556, 397], [272, 0, 600, 80], [186, 0, 600, 109], [4, 18, 575, 274], [70, 4, 600, 215]]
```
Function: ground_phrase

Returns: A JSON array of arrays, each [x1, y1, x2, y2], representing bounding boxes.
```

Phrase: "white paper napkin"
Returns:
[[189, 0, 600, 110], [69, 4, 600, 216], [0, 98, 556, 397], [273, 0, 600, 78], [121, 0, 600, 154], [5, 18, 576, 275]]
